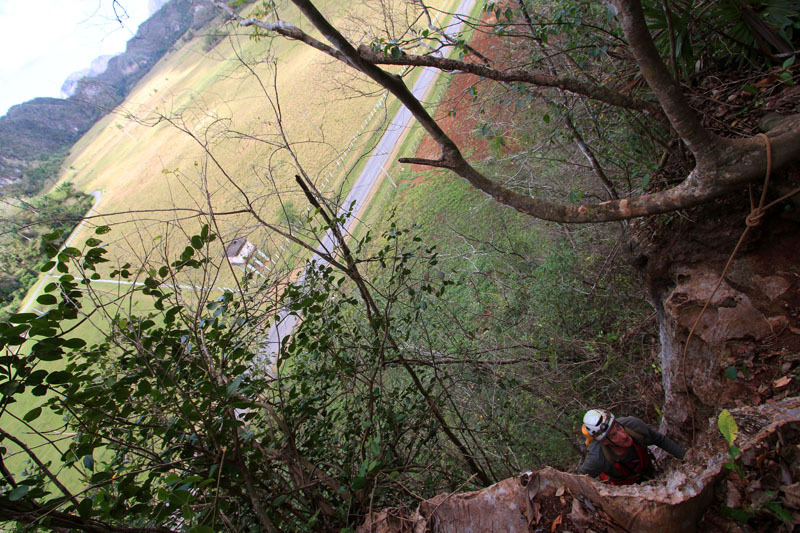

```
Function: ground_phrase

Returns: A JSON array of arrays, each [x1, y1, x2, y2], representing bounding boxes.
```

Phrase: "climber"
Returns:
[[578, 408, 685, 485]]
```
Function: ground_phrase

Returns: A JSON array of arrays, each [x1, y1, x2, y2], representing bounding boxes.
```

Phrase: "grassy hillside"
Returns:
[[61, 0, 461, 289], [5, 0, 464, 489]]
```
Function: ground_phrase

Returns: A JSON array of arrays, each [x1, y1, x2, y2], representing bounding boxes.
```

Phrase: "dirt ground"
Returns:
[[409, 15, 513, 174]]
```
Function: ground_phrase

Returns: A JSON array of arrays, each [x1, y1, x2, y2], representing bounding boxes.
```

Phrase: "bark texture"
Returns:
[[640, 203, 800, 442]]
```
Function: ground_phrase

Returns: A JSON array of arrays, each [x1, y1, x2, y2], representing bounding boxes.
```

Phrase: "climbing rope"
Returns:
[[681, 133, 800, 442]]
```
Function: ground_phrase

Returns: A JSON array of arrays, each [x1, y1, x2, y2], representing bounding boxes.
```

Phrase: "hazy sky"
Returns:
[[0, 0, 152, 116]]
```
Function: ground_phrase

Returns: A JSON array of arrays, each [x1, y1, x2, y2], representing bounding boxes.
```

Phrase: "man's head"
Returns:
[[583, 409, 635, 448], [603, 421, 633, 448]]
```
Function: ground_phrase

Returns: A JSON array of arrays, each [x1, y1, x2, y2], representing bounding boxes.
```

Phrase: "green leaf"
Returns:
[[721, 505, 751, 523], [8, 313, 37, 323], [25, 370, 48, 385], [46, 370, 72, 385], [62, 247, 82, 258], [138, 380, 152, 395], [350, 476, 367, 490], [36, 350, 63, 362], [725, 365, 739, 380], [226, 375, 244, 396], [191, 235, 203, 249], [63, 338, 87, 349], [542, 113, 550, 123], [8, 485, 29, 501], [44, 243, 59, 258], [36, 294, 58, 305], [23, 406, 42, 422], [90, 471, 113, 484], [180, 504, 196, 520], [77, 497, 93, 518], [42, 230, 63, 242], [368, 459, 382, 474], [763, 501, 793, 522], [95, 226, 111, 235], [0, 381, 19, 396], [85, 237, 102, 247], [169, 489, 192, 506], [782, 55, 795, 69], [718, 409, 738, 446], [40, 261, 56, 272]]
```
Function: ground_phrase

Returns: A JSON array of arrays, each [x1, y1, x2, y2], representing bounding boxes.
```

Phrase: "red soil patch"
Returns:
[[411, 15, 514, 174]]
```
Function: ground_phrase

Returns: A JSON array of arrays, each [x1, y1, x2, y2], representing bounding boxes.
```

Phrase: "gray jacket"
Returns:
[[578, 416, 685, 479]]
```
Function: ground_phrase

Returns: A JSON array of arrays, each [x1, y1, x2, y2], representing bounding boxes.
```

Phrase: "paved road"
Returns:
[[259, 0, 477, 365]]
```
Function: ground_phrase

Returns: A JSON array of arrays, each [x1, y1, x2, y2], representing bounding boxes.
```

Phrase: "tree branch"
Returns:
[[610, 0, 716, 154], [0, 500, 177, 533], [230, 424, 278, 533], [224, 0, 800, 223], [356, 45, 665, 117], [564, 115, 619, 201], [0, 427, 81, 513]]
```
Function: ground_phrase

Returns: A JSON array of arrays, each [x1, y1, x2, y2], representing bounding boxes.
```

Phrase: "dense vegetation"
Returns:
[[0, 182, 93, 320], [0, 200, 650, 532], [1, 0, 798, 531]]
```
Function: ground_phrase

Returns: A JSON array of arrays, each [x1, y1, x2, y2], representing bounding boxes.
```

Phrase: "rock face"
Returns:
[[0, 0, 218, 193], [358, 194, 800, 532], [60, 55, 113, 98], [357, 399, 800, 533], [645, 208, 800, 442]]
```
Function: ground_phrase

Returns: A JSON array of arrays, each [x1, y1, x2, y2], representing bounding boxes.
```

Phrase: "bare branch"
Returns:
[[220, 0, 800, 223], [356, 45, 665, 117], [0, 427, 81, 513]]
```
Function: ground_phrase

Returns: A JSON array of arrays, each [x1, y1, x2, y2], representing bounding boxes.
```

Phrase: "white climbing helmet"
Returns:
[[583, 409, 615, 441]]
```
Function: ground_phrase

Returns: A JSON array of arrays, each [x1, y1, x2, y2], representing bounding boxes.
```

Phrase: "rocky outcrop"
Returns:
[[60, 55, 113, 98], [358, 398, 800, 532], [644, 206, 800, 443], [0, 0, 219, 194], [357, 188, 800, 531]]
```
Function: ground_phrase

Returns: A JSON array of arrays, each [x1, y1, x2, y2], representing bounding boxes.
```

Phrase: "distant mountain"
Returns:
[[0, 0, 220, 195], [60, 55, 114, 99]]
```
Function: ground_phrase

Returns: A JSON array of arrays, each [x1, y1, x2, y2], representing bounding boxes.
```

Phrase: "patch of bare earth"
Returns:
[[409, 15, 513, 176]]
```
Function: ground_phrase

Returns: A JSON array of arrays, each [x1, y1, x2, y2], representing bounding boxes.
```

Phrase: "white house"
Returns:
[[223, 237, 256, 265]]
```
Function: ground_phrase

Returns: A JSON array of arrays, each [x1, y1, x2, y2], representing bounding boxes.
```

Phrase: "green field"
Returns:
[[62, 0, 462, 286], [4, 0, 470, 489]]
